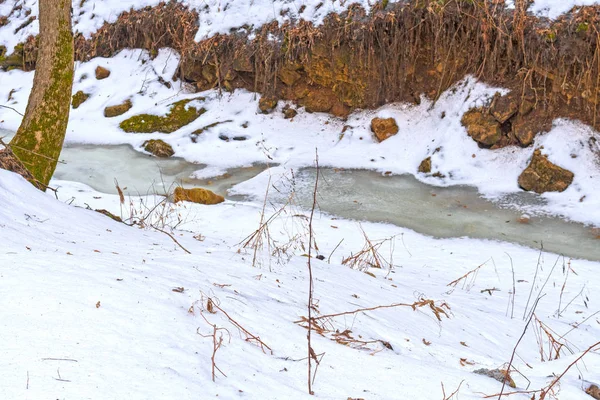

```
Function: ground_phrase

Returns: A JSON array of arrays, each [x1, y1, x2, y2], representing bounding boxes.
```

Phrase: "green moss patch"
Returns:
[[119, 98, 206, 133]]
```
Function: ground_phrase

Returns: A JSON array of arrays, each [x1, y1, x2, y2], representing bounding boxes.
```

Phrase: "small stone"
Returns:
[[587, 385, 600, 400], [283, 106, 298, 119], [95, 66, 111, 80], [512, 117, 536, 147], [173, 187, 225, 205], [71, 91, 90, 109], [518, 149, 574, 193], [370, 117, 399, 142], [418, 157, 432, 173], [490, 93, 518, 124], [143, 139, 174, 158], [473, 368, 516, 388], [104, 99, 132, 118], [258, 96, 278, 114], [461, 109, 502, 146]]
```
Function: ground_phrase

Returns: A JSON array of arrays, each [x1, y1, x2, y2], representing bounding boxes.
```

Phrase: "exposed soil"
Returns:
[[4, 1, 600, 148]]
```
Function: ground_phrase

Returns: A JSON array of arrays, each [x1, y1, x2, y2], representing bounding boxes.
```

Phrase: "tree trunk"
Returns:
[[10, 0, 73, 189]]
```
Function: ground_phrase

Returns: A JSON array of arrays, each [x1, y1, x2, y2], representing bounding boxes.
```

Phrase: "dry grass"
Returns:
[[341, 225, 396, 271]]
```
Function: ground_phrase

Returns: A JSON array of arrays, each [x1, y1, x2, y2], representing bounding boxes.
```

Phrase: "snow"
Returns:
[[1, 3, 600, 399], [1, 164, 599, 399], [1, 0, 599, 53], [1, 49, 599, 227]]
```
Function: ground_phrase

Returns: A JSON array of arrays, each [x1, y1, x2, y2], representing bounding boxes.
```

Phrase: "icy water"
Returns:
[[0, 128, 262, 197], [2, 129, 598, 261], [291, 168, 600, 261], [54, 144, 265, 197]]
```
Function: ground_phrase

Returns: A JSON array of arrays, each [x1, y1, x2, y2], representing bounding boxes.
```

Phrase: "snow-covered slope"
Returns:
[[1, 0, 599, 52], [1, 165, 599, 399]]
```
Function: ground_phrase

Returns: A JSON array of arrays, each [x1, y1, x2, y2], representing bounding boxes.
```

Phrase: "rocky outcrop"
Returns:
[[143, 139, 174, 158], [95, 66, 111, 80], [104, 99, 132, 118], [461, 109, 501, 147], [518, 149, 574, 193], [71, 91, 90, 109], [173, 187, 224, 205], [371, 118, 398, 142], [304, 90, 337, 113]]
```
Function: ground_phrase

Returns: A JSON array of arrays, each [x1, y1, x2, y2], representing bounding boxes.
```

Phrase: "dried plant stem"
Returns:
[[306, 149, 319, 395]]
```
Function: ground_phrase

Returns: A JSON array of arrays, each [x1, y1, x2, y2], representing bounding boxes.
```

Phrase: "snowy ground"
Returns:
[[1, 162, 599, 399], [1, 2, 600, 400], [1, 0, 598, 52], [0, 48, 599, 226]]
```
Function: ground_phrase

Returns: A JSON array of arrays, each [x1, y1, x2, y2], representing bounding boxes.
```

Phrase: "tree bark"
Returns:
[[10, 0, 73, 189]]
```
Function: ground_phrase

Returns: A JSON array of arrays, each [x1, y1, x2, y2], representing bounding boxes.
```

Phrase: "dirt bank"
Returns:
[[4, 1, 600, 145]]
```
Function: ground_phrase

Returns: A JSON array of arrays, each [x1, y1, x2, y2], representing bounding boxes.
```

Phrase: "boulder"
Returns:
[[143, 139, 174, 158], [173, 187, 225, 205], [418, 157, 432, 173], [518, 149, 574, 193], [371, 117, 398, 142], [95, 66, 111, 80], [104, 99, 132, 118], [461, 109, 501, 146], [71, 91, 90, 109]]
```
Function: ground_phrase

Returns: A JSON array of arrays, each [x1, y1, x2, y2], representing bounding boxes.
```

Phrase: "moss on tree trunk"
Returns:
[[10, 0, 73, 189]]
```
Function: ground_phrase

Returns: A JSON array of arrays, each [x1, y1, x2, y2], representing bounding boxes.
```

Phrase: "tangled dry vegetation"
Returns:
[[4, 0, 600, 130]]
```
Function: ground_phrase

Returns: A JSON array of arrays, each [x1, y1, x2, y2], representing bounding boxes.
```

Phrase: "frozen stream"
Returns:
[[1, 129, 599, 261]]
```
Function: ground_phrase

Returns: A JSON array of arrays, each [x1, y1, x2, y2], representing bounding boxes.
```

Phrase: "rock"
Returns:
[[104, 99, 132, 118], [120, 98, 206, 133], [278, 67, 301, 86], [586, 384, 600, 400], [143, 139, 174, 158], [283, 106, 298, 119], [511, 117, 536, 147], [473, 368, 516, 388], [233, 50, 253, 72], [461, 109, 502, 146], [95, 66, 111, 80], [519, 99, 535, 116], [490, 93, 518, 124], [259, 97, 278, 114], [304, 89, 337, 113], [418, 157, 432, 173], [518, 149, 574, 193], [201, 64, 217, 83], [370, 117, 399, 142], [71, 91, 90, 109], [331, 102, 350, 118], [173, 187, 224, 205]]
